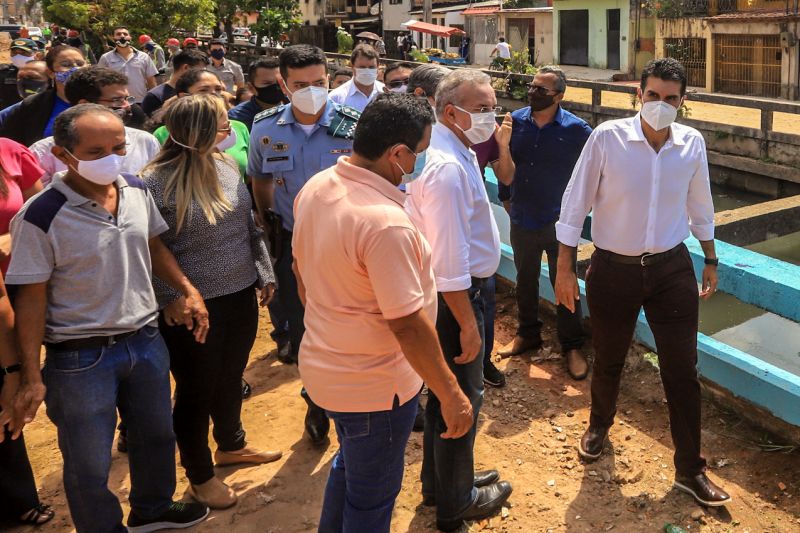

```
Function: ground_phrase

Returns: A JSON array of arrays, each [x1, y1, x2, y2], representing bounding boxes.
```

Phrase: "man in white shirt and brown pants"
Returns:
[[406, 69, 512, 532], [555, 58, 730, 508]]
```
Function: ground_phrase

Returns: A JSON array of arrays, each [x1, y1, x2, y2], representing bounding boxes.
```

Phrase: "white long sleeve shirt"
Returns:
[[405, 123, 501, 292], [556, 114, 714, 256]]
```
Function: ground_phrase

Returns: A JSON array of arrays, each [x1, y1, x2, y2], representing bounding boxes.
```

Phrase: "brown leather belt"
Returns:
[[45, 328, 141, 351], [595, 244, 683, 267]]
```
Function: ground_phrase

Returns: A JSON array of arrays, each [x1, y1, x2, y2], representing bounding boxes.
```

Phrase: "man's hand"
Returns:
[[0, 233, 11, 263], [555, 269, 580, 313], [0, 372, 20, 442], [259, 284, 276, 307], [700, 265, 718, 300], [453, 323, 482, 365], [11, 376, 45, 440], [439, 389, 474, 439], [495, 112, 512, 148], [163, 296, 192, 329], [183, 290, 210, 343]]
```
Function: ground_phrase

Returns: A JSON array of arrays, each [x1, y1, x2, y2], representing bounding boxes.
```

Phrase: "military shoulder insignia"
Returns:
[[253, 104, 285, 124], [328, 105, 361, 140]]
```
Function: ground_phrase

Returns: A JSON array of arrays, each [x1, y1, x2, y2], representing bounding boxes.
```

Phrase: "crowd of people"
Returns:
[[0, 22, 732, 533]]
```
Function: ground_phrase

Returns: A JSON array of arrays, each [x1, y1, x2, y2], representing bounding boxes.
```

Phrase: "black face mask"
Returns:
[[17, 78, 48, 100], [529, 92, 556, 112], [255, 83, 286, 105]]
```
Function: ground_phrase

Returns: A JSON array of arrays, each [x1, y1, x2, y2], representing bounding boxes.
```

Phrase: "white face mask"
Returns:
[[216, 128, 237, 152], [288, 85, 328, 115], [454, 105, 496, 145], [65, 149, 124, 185], [354, 67, 378, 86], [11, 54, 33, 69], [388, 84, 407, 94], [641, 100, 678, 131]]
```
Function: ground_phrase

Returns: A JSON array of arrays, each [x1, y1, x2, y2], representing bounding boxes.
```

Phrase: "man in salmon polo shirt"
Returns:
[[292, 93, 474, 533]]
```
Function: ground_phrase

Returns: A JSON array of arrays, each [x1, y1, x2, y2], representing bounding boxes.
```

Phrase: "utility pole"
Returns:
[[423, 0, 431, 48]]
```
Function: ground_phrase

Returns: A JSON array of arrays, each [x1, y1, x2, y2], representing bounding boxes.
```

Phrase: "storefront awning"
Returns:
[[402, 20, 466, 37], [462, 7, 499, 15], [342, 16, 380, 26]]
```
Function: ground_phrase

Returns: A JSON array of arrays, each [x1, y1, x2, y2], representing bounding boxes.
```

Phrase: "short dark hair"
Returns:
[[248, 56, 280, 80], [64, 67, 128, 105], [172, 49, 209, 72], [353, 93, 434, 160], [350, 43, 378, 65], [499, 37, 505, 42], [112, 26, 128, 33], [176, 69, 220, 94], [209, 38, 226, 48], [384, 62, 415, 80], [640, 57, 687, 96], [279, 44, 327, 79], [54, 103, 121, 151], [333, 67, 352, 79], [45, 45, 83, 71]]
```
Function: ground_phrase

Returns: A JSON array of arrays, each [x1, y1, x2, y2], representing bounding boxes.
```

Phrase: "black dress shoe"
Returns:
[[117, 432, 128, 454], [483, 360, 506, 388], [241, 378, 252, 400], [276, 343, 297, 365], [422, 470, 501, 506], [436, 481, 513, 531], [674, 472, 732, 507], [304, 405, 330, 445], [578, 426, 608, 461]]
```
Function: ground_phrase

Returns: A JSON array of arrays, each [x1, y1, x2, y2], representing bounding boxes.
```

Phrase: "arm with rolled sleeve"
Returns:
[[687, 136, 714, 242], [555, 128, 606, 247], [419, 162, 472, 292]]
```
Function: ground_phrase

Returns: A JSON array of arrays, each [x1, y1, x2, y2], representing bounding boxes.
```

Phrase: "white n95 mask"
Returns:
[[641, 100, 678, 131], [289, 85, 328, 115]]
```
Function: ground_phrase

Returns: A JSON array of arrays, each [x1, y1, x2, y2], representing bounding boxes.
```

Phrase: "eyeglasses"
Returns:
[[97, 95, 135, 106], [387, 78, 409, 89], [218, 125, 232, 133], [528, 84, 560, 95], [461, 106, 502, 114]]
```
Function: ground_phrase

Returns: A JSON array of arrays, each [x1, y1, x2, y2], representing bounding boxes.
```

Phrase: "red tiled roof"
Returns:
[[463, 7, 499, 15], [706, 9, 800, 22]]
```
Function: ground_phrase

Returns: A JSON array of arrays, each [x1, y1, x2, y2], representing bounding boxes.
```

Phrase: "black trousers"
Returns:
[[0, 376, 41, 518], [586, 245, 706, 476], [159, 285, 259, 485], [510, 221, 584, 351]]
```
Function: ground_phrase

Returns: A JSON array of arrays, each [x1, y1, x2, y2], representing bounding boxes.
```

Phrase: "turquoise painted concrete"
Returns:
[[552, 0, 631, 71], [484, 169, 800, 427]]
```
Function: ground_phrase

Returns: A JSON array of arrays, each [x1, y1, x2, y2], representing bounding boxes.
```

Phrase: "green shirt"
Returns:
[[153, 120, 250, 179]]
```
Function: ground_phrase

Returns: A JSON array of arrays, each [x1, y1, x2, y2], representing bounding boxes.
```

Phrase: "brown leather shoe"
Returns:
[[566, 349, 588, 380], [498, 335, 542, 357], [674, 472, 732, 507], [214, 447, 282, 467], [188, 477, 237, 509], [578, 426, 608, 461]]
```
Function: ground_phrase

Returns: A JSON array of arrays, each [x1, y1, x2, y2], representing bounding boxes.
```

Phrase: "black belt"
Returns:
[[595, 244, 683, 267], [471, 276, 488, 288], [45, 328, 141, 351]]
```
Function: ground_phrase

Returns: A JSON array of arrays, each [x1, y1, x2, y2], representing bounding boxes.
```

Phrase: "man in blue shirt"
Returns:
[[229, 57, 288, 130], [248, 45, 358, 445], [497, 66, 592, 380]]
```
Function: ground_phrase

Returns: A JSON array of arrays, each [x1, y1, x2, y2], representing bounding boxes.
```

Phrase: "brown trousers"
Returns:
[[585, 244, 706, 476]]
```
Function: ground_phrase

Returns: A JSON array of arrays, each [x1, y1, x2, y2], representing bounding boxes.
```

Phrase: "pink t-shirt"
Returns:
[[292, 157, 436, 412], [0, 138, 44, 274]]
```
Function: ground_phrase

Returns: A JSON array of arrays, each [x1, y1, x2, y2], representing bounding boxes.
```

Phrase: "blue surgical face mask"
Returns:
[[396, 146, 426, 185], [54, 67, 78, 85]]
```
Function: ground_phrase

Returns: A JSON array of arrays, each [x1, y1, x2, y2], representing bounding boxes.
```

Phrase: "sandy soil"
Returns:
[[5, 282, 800, 532]]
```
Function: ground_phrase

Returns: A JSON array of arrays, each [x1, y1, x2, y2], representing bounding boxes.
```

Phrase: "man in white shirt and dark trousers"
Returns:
[[554, 59, 731, 508], [328, 44, 384, 112], [406, 69, 512, 532]]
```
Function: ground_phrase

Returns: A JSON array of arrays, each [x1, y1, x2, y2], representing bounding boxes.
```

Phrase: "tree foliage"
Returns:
[[216, 0, 302, 42], [41, 0, 216, 43]]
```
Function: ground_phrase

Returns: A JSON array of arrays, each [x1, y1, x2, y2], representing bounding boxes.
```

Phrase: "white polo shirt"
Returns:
[[328, 79, 385, 113]]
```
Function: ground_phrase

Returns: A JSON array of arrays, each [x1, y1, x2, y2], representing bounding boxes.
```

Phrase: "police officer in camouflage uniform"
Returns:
[[248, 45, 359, 445]]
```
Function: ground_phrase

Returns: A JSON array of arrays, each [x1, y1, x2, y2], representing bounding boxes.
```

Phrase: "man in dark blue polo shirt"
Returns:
[[228, 56, 288, 130], [497, 66, 592, 380]]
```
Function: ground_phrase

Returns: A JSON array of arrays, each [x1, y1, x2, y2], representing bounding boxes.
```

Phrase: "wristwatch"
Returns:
[[704, 257, 719, 266], [1, 363, 21, 375]]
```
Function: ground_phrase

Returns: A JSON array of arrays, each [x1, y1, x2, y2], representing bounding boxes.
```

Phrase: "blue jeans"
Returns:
[[43, 326, 176, 533], [422, 283, 485, 523], [482, 275, 496, 364], [319, 394, 419, 533]]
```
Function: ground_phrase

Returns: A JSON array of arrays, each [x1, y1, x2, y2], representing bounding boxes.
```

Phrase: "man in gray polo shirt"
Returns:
[[98, 25, 158, 102], [8, 104, 210, 533], [207, 39, 244, 94]]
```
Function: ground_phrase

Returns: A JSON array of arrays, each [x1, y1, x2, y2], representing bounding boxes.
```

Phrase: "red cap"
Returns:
[[138, 34, 151, 45], [67, 30, 79, 38], [183, 37, 199, 47], [166, 38, 180, 47]]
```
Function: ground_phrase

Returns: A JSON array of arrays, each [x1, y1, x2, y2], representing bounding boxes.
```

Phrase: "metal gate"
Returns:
[[664, 38, 707, 88], [714, 34, 782, 98]]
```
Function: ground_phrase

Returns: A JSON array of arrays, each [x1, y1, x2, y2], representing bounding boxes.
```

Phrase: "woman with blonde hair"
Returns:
[[141, 94, 281, 510]]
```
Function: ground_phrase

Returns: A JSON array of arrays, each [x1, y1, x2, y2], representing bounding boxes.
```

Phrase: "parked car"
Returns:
[[0, 25, 23, 39], [233, 27, 251, 41], [248, 35, 273, 47], [27, 27, 43, 37]]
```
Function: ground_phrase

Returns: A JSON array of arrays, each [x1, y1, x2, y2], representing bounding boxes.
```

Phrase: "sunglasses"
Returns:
[[387, 78, 409, 89], [528, 84, 560, 95]]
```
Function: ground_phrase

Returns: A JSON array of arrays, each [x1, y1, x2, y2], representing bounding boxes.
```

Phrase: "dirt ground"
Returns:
[[6, 282, 800, 533]]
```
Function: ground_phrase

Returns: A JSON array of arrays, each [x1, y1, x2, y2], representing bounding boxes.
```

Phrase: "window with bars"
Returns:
[[664, 38, 707, 87], [714, 34, 782, 98]]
